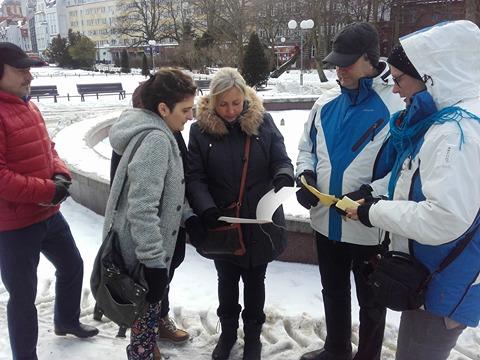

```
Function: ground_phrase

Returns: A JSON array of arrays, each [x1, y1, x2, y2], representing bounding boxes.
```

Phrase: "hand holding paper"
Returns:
[[300, 175, 339, 206], [335, 196, 359, 211], [219, 187, 298, 224]]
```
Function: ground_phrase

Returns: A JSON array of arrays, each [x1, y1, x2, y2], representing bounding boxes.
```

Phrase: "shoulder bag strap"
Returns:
[[235, 136, 251, 217], [420, 228, 477, 290], [112, 130, 152, 212], [434, 216, 479, 274]]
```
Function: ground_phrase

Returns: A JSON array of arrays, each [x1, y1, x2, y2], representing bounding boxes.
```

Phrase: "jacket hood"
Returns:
[[400, 20, 480, 110], [195, 86, 265, 136], [109, 108, 173, 154]]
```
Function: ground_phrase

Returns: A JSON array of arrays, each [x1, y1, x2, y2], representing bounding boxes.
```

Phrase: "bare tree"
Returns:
[[163, 0, 200, 43], [252, 0, 294, 69], [213, 0, 253, 65], [115, 0, 172, 45], [187, 0, 253, 66], [188, 0, 221, 34], [306, 0, 346, 82]]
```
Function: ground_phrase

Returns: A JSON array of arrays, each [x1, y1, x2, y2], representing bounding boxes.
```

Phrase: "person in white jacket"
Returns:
[[346, 20, 480, 360]]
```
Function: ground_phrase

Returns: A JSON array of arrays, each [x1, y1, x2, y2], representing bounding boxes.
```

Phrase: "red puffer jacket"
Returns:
[[0, 91, 71, 231]]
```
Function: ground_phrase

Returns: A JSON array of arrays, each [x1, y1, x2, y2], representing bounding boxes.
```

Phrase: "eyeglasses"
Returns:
[[392, 73, 406, 87]]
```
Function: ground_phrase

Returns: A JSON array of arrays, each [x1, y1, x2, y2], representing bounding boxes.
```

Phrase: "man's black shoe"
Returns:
[[54, 322, 99, 338]]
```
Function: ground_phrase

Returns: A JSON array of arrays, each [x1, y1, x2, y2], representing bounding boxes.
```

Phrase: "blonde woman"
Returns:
[[187, 68, 294, 360]]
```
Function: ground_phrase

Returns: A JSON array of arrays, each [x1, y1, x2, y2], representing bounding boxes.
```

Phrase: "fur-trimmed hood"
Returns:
[[195, 86, 265, 136]]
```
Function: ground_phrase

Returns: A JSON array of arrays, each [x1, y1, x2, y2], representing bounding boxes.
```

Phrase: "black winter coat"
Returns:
[[187, 87, 294, 268]]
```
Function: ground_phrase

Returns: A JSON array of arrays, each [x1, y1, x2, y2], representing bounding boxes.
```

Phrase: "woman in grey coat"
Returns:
[[103, 68, 196, 360]]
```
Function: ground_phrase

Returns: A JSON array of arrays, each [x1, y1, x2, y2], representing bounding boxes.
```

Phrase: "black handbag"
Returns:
[[369, 251, 430, 311], [198, 136, 250, 257], [90, 131, 151, 327], [369, 229, 476, 311], [200, 203, 246, 256]]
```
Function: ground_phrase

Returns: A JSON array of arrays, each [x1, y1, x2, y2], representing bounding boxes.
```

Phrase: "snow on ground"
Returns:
[[1, 198, 477, 359], [0, 66, 478, 359]]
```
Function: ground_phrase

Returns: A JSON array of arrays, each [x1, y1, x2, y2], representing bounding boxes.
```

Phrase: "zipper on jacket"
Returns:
[[351, 118, 384, 152]]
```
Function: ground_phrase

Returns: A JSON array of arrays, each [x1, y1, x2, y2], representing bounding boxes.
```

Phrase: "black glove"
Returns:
[[343, 184, 373, 202], [295, 171, 319, 209], [201, 207, 226, 229], [53, 174, 72, 189], [144, 267, 169, 304], [331, 184, 374, 216], [272, 174, 294, 193], [185, 215, 205, 248], [50, 181, 70, 205]]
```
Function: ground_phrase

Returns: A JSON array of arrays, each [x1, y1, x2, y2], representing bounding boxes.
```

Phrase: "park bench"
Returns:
[[77, 83, 126, 101], [30, 85, 59, 102], [195, 79, 211, 95]]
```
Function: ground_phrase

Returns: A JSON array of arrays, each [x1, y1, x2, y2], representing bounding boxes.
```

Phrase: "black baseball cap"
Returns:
[[323, 22, 380, 68], [0, 42, 45, 68]]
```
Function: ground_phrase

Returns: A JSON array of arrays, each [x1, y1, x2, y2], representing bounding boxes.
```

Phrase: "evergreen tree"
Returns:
[[68, 36, 96, 69], [141, 53, 149, 76], [67, 29, 82, 47], [242, 32, 269, 88], [44, 35, 69, 66], [120, 49, 131, 73]]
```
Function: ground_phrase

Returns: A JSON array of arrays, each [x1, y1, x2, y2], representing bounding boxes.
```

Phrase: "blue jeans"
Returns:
[[0, 212, 84, 360]]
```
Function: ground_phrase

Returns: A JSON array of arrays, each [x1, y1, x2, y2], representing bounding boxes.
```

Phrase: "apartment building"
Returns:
[[33, 0, 68, 54], [66, 0, 131, 62], [0, 0, 31, 51]]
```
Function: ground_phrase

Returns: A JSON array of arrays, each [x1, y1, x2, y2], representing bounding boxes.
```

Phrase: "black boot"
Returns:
[[299, 349, 352, 360], [212, 318, 238, 360], [243, 320, 262, 360]]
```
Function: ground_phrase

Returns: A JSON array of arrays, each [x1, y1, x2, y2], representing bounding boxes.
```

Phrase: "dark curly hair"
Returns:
[[141, 68, 197, 115]]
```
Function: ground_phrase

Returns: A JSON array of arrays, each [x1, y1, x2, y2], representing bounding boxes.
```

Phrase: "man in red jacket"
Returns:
[[0, 42, 98, 360]]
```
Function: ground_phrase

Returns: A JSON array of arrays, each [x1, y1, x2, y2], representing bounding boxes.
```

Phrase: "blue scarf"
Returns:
[[388, 91, 480, 198]]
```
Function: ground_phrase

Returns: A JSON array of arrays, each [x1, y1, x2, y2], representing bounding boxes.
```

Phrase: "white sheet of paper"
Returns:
[[218, 216, 272, 224], [218, 187, 299, 224]]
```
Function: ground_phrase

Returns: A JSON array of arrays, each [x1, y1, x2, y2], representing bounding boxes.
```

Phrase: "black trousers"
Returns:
[[315, 232, 386, 360], [214, 260, 268, 323]]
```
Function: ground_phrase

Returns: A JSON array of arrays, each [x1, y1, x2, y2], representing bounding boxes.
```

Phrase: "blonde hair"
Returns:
[[209, 67, 248, 109]]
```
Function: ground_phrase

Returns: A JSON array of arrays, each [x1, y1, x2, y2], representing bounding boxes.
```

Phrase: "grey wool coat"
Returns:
[[103, 108, 185, 272]]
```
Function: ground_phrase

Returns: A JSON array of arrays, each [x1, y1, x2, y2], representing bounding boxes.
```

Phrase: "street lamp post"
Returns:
[[288, 19, 314, 86], [277, 37, 286, 68], [147, 39, 156, 73]]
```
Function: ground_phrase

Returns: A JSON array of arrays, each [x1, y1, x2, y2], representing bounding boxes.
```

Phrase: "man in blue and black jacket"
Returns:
[[296, 23, 403, 360]]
